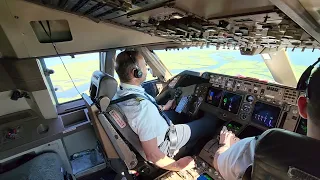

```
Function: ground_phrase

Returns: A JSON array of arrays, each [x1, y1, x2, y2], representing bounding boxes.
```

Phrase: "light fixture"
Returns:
[[172, 13, 183, 19]]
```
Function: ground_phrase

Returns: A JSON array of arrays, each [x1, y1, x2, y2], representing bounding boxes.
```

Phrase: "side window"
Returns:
[[43, 52, 99, 104]]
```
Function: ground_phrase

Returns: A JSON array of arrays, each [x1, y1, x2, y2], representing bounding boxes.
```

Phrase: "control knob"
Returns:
[[242, 104, 251, 112], [240, 113, 248, 121], [246, 95, 255, 103], [202, 162, 206, 168]]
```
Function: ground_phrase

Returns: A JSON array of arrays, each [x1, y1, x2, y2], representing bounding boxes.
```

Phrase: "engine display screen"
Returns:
[[220, 92, 243, 114], [206, 87, 223, 107], [296, 118, 307, 135], [251, 102, 281, 128]]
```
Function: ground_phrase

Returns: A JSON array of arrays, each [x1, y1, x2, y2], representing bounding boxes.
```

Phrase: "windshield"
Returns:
[[155, 47, 274, 81], [286, 48, 320, 79], [154, 47, 318, 84]]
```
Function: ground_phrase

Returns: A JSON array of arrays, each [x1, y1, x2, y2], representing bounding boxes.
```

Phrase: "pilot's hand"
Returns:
[[164, 99, 176, 110], [177, 156, 195, 171], [219, 126, 240, 148]]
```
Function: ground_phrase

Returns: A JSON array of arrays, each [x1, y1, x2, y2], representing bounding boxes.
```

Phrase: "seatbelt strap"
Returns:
[[139, 93, 178, 157], [110, 94, 145, 105], [111, 93, 178, 157], [141, 93, 177, 157], [142, 93, 173, 126]]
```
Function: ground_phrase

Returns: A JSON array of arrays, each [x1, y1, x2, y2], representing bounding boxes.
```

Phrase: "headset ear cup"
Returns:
[[133, 68, 143, 78], [133, 69, 138, 78], [137, 69, 143, 78]]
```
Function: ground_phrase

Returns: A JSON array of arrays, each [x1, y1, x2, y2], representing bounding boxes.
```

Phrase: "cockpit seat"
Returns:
[[103, 104, 147, 159], [89, 71, 118, 112], [88, 71, 147, 161], [243, 128, 320, 180]]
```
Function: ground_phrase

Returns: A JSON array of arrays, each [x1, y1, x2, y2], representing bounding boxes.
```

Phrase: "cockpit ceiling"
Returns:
[[25, 0, 320, 49]]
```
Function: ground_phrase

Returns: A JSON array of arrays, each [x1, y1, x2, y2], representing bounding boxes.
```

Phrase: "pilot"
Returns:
[[214, 67, 320, 180], [114, 50, 218, 171]]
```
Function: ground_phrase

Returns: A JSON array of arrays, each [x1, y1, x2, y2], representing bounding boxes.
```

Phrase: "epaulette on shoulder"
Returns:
[[135, 97, 145, 102]]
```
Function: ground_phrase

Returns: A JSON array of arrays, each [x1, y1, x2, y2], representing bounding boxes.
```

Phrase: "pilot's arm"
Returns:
[[141, 138, 195, 171], [214, 127, 257, 180], [136, 100, 194, 171], [158, 99, 175, 111]]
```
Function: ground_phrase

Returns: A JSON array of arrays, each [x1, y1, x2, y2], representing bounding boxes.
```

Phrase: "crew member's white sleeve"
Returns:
[[217, 137, 257, 180], [135, 100, 167, 142]]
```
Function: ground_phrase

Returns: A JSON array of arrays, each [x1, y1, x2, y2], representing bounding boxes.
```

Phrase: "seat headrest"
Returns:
[[90, 71, 118, 101], [252, 128, 320, 180]]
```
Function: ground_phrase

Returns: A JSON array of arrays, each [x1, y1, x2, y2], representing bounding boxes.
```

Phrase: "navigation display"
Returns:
[[296, 118, 307, 135], [252, 102, 281, 128], [206, 87, 223, 107], [220, 92, 243, 114]]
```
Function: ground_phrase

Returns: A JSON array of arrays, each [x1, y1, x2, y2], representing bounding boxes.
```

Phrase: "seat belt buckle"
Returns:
[[167, 125, 178, 157]]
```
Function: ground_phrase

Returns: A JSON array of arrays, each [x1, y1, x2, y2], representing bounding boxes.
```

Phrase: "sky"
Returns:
[[286, 48, 320, 66]]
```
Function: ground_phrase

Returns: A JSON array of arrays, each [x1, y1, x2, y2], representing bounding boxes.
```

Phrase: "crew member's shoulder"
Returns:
[[117, 96, 153, 108], [115, 91, 142, 105], [134, 99, 160, 115]]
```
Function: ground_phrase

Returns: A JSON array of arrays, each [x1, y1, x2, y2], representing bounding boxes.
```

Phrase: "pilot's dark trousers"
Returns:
[[158, 112, 218, 157]]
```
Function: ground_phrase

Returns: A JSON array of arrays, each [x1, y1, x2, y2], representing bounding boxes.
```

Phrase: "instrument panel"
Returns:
[[168, 72, 306, 180], [172, 71, 305, 134], [192, 72, 303, 132]]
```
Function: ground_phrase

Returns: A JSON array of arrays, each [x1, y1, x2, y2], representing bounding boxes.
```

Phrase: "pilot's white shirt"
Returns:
[[217, 137, 257, 180], [114, 83, 169, 146]]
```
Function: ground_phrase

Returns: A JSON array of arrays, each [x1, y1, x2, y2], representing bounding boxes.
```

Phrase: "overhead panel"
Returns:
[[270, 0, 320, 49], [175, 0, 274, 19], [24, 0, 320, 50], [299, 0, 320, 25]]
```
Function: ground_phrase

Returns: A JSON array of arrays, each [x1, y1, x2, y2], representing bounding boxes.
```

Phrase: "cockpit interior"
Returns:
[[0, 0, 320, 180]]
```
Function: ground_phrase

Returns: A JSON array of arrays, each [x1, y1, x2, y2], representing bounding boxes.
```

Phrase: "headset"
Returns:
[[125, 51, 143, 78], [296, 57, 320, 99]]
